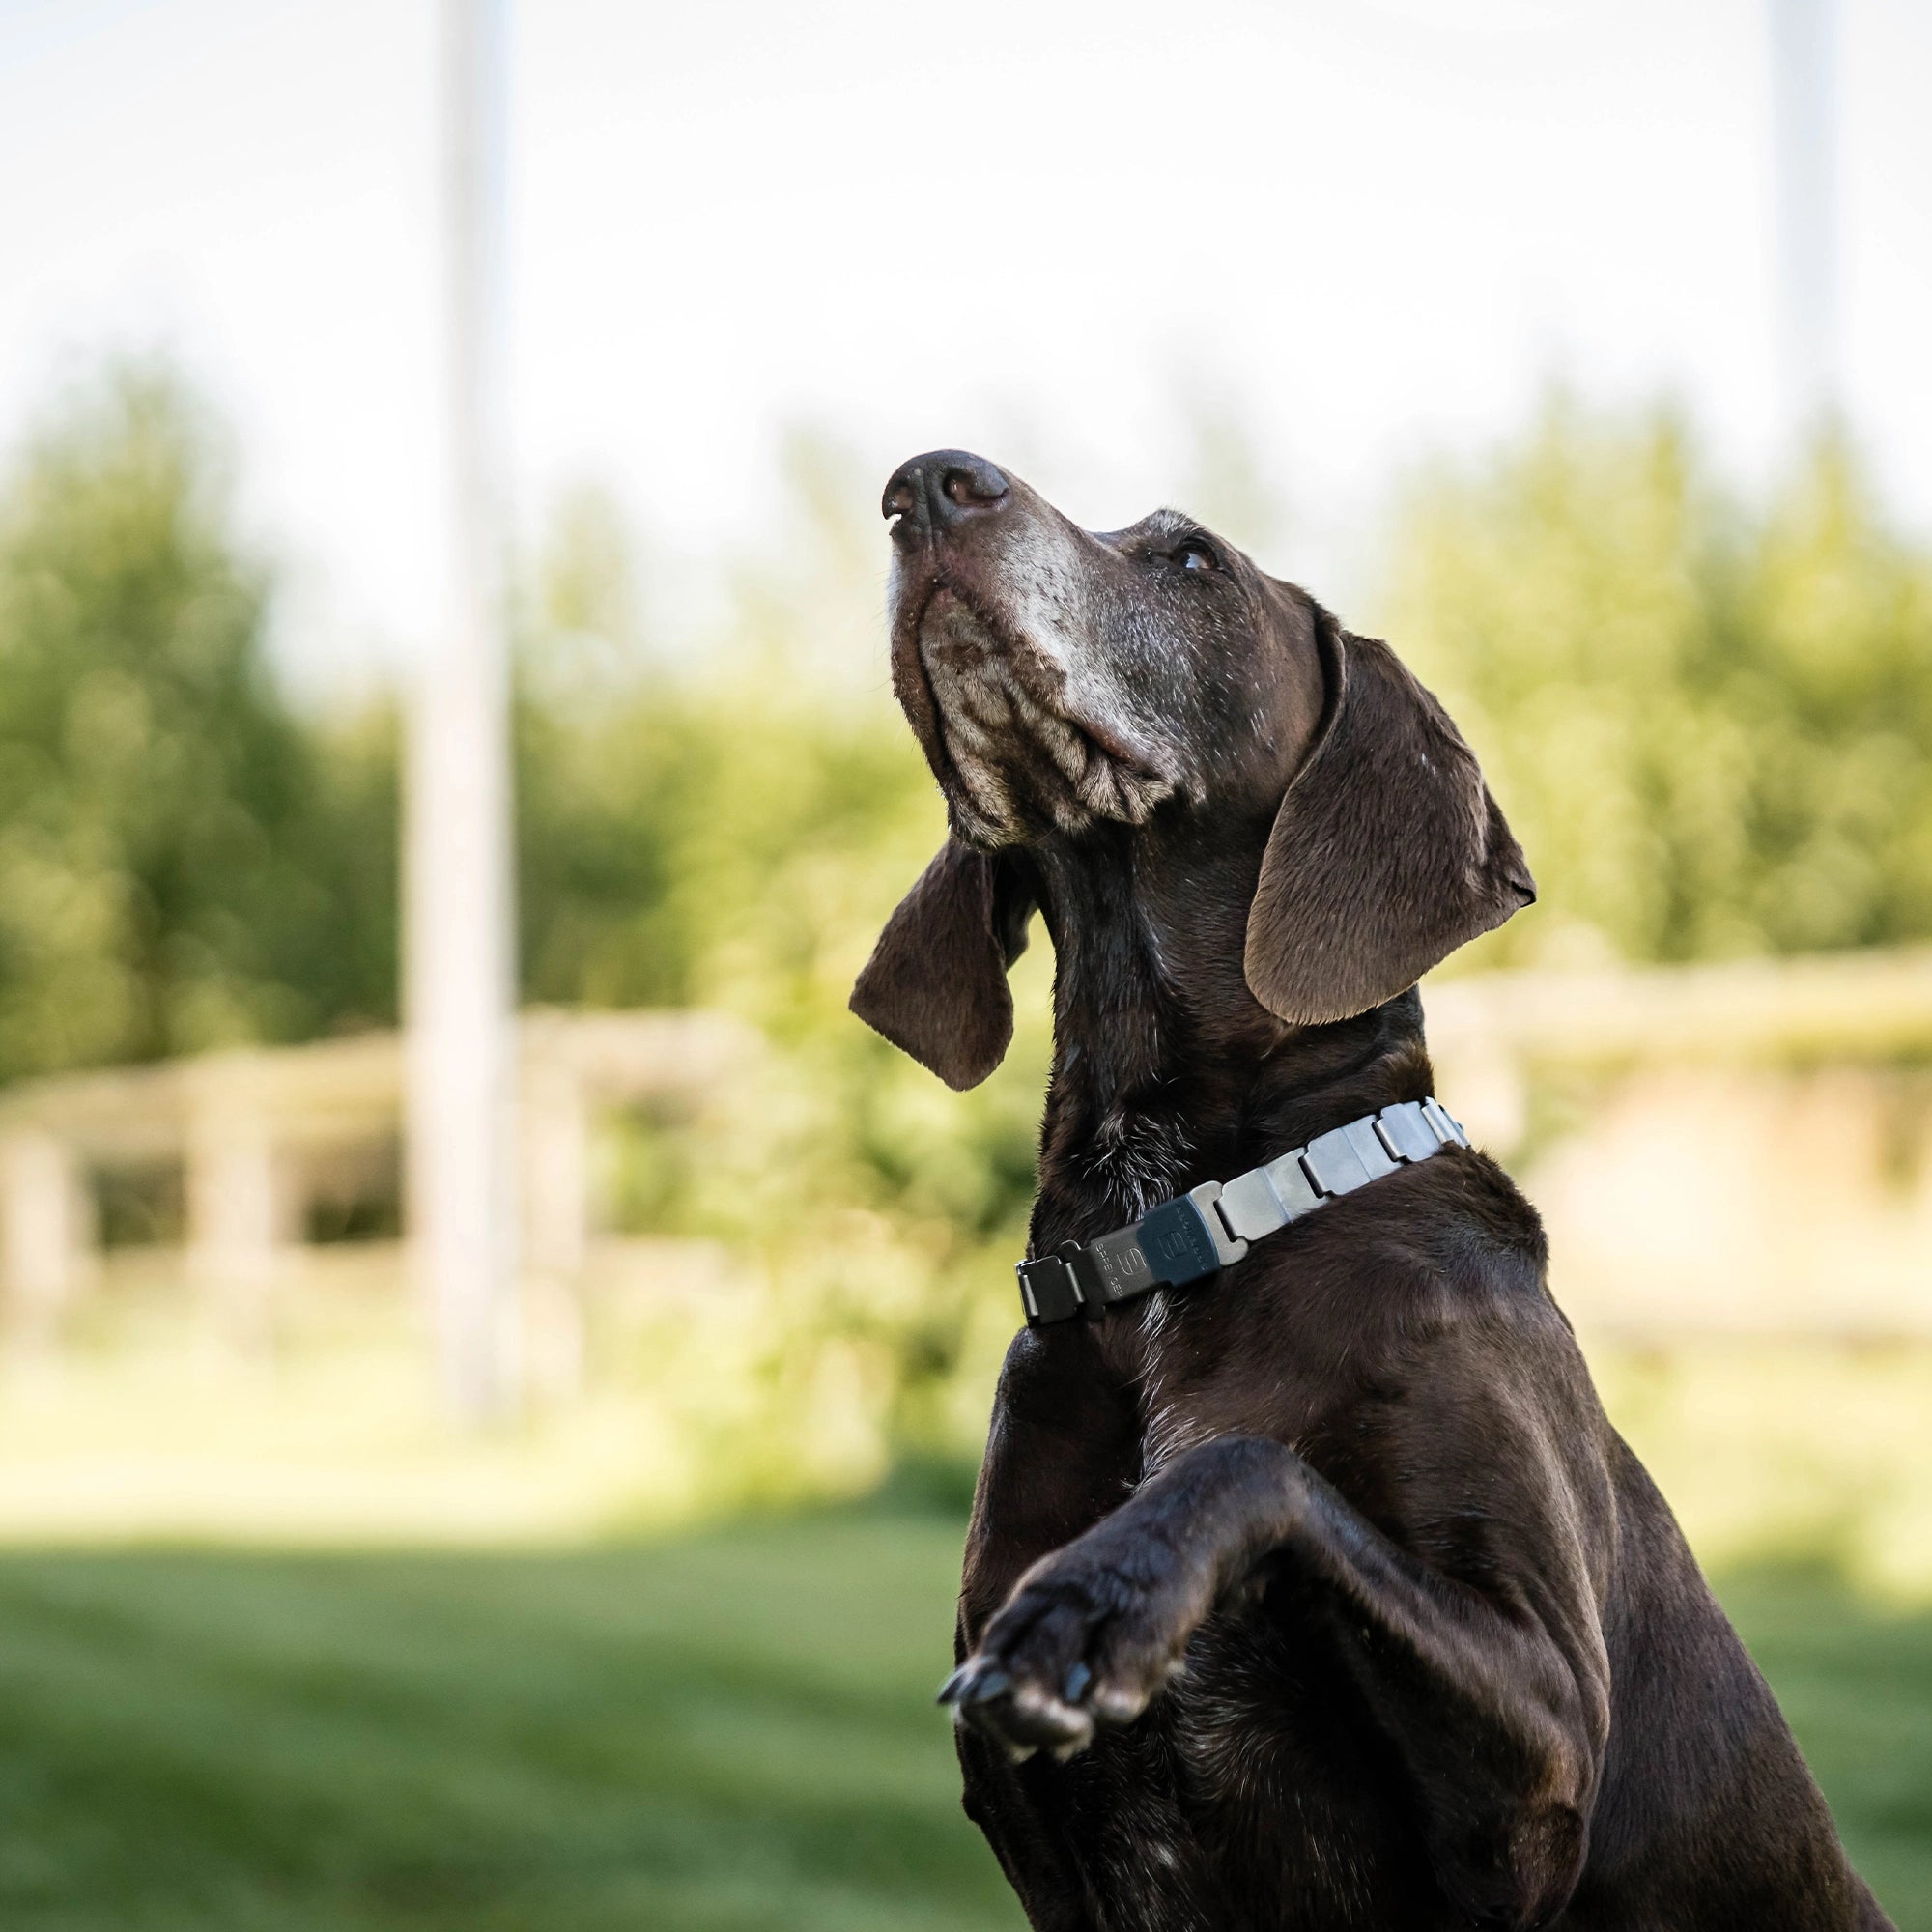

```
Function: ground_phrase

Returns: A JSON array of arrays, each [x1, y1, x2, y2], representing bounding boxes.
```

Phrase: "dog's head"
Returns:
[[852, 450, 1534, 1089]]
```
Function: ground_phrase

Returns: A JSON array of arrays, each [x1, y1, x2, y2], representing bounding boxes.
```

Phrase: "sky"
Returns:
[[0, 0, 1929, 686]]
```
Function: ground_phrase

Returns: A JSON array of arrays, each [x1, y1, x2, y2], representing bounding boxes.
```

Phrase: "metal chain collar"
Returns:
[[1015, 1097, 1469, 1327]]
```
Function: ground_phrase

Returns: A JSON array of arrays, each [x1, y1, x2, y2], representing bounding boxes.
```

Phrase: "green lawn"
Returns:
[[0, 1506, 1923, 1930]]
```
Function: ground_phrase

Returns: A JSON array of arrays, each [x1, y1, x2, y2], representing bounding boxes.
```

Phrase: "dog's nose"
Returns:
[[883, 450, 1010, 542]]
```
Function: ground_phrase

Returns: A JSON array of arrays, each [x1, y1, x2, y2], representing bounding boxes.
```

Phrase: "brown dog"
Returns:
[[851, 450, 1891, 1931]]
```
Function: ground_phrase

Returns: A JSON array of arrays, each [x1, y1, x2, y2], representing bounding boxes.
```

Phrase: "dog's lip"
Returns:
[[890, 581, 970, 794], [1063, 709, 1144, 774], [904, 581, 1163, 782]]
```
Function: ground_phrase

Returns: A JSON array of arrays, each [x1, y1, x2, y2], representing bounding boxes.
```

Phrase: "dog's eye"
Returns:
[[1173, 540, 1220, 574]]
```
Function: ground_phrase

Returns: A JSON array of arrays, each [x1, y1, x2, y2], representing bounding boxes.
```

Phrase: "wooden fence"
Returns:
[[1427, 948, 1932, 1339], [1, 948, 1928, 1357], [0, 1009, 745, 1370]]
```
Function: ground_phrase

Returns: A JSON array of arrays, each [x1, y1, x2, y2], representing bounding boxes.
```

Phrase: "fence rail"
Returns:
[[1426, 949, 1932, 1341], [2, 949, 1929, 1356], [0, 1009, 747, 1368]]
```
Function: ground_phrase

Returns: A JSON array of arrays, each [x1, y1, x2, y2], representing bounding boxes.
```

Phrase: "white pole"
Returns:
[[406, 0, 521, 1425], [1768, 0, 1839, 433]]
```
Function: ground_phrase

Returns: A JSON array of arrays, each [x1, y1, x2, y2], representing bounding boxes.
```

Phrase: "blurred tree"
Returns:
[[11, 371, 1932, 1488], [1385, 399, 1932, 969], [0, 366, 396, 1079], [1176, 379, 1288, 560], [531, 481, 649, 690], [513, 438, 1046, 1458]]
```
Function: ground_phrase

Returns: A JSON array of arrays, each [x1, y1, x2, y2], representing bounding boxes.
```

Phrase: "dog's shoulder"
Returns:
[[1237, 1144, 1555, 1349], [1139, 1144, 1589, 1470], [1377, 1143, 1550, 1286], [1290, 1151, 1615, 1539], [1334, 1147, 1588, 1409]]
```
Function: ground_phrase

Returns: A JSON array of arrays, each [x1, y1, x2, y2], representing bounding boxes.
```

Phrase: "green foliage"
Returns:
[[10, 370, 1932, 1484], [0, 368, 396, 1082], [1387, 400, 1932, 969], [512, 451, 1049, 1466]]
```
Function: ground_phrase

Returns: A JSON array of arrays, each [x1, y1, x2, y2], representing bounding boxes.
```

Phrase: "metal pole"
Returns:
[[1768, 0, 1839, 432], [405, 0, 520, 1425]]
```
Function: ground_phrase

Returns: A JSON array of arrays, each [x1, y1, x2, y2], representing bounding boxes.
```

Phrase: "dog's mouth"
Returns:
[[897, 582, 1176, 840]]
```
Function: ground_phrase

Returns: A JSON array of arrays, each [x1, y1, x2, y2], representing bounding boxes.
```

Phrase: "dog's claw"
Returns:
[[941, 1653, 1100, 1761], [939, 1661, 1014, 1708], [961, 1666, 1010, 1704]]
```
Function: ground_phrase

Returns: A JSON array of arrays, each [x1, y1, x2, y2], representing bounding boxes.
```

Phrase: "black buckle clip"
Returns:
[[1135, 1192, 1231, 1287], [1016, 1251, 1084, 1326]]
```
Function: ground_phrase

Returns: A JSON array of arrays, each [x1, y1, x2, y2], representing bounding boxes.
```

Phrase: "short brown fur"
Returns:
[[852, 449, 1889, 1932]]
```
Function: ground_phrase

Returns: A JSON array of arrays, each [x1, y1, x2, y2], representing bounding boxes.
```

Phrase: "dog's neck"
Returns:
[[1025, 821, 1435, 1239]]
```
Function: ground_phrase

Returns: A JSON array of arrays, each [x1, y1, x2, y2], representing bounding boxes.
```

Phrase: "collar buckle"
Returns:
[[1016, 1251, 1084, 1326]]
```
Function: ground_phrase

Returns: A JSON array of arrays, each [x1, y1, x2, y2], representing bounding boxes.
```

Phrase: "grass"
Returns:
[[0, 1504, 1924, 1930], [1720, 1567, 1932, 1928], [0, 1501, 1021, 1932]]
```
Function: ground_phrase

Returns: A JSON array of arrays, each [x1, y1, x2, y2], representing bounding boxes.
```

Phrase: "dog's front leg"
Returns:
[[944, 1433, 1301, 1756], [945, 1431, 1608, 1929]]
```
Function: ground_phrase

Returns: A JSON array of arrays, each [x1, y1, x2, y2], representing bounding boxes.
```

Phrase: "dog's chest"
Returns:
[[1106, 1271, 1374, 1484], [1009, 1618, 1439, 1932]]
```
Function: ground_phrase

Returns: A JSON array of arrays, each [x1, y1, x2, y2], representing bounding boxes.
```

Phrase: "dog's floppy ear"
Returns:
[[1245, 616, 1534, 1025], [850, 836, 1036, 1089]]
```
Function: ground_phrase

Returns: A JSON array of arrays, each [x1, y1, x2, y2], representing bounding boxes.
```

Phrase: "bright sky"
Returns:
[[1, 0, 1929, 683]]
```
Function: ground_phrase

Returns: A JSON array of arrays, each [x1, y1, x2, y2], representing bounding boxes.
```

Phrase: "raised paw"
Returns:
[[938, 1539, 1204, 1763]]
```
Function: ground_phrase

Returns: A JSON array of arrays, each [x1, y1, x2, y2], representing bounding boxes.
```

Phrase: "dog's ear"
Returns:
[[850, 836, 1036, 1089], [1244, 617, 1534, 1025]]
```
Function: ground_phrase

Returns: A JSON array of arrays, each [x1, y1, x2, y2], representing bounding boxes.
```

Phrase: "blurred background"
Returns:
[[0, 1, 1929, 1927]]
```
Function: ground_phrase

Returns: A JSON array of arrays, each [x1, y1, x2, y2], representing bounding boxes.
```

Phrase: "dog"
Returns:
[[849, 450, 1892, 1931]]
